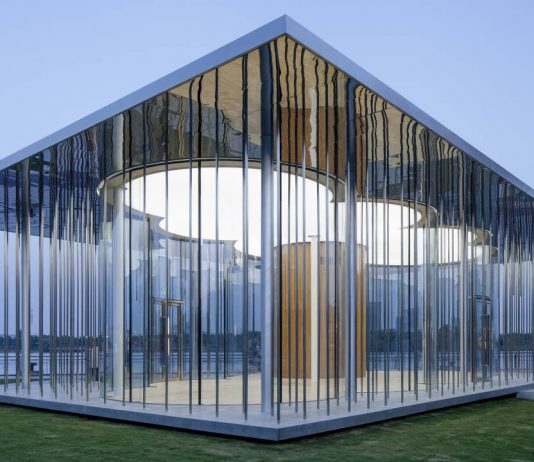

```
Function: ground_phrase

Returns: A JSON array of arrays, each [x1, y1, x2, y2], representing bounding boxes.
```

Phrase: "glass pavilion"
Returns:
[[0, 16, 533, 440]]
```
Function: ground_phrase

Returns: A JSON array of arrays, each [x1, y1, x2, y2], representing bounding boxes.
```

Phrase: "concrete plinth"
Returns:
[[516, 389, 534, 400]]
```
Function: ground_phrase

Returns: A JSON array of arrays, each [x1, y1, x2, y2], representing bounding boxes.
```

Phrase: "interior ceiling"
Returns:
[[166, 36, 458, 165]]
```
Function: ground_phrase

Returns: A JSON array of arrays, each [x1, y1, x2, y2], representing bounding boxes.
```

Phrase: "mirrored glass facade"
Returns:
[[0, 27, 533, 437]]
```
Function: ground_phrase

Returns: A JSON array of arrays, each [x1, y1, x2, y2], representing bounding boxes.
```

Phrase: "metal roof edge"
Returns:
[[0, 15, 289, 171], [284, 16, 534, 198], [2, 14, 533, 199]]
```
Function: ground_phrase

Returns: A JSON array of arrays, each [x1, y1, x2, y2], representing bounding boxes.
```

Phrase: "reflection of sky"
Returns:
[[1, 1, 534, 191], [0, 230, 528, 336]]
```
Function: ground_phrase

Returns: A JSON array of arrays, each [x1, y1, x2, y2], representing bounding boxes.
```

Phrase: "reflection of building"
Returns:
[[0, 16, 533, 440]]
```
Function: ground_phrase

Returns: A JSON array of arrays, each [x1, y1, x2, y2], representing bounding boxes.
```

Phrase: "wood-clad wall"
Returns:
[[281, 241, 366, 379]]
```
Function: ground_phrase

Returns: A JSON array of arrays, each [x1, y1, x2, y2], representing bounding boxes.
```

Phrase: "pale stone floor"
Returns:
[[128, 371, 503, 406], [1, 372, 530, 428], [130, 372, 426, 405]]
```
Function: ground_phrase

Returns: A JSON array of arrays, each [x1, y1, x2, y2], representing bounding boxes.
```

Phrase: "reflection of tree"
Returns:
[[367, 329, 423, 353], [436, 325, 460, 351], [498, 333, 533, 349], [0, 335, 51, 352]]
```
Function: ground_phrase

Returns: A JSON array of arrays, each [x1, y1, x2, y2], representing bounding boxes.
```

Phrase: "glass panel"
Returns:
[[0, 33, 531, 427]]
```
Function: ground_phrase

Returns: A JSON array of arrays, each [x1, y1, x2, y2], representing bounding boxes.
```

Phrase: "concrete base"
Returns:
[[0, 383, 532, 441], [516, 389, 534, 400]]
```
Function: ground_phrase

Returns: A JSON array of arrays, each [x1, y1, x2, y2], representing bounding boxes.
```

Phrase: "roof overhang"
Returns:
[[2, 15, 533, 198]]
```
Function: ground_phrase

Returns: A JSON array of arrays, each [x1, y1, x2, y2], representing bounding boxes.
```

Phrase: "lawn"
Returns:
[[0, 397, 533, 461]]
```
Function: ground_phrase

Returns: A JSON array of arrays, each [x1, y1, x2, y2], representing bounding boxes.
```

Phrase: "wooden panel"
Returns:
[[281, 242, 366, 379]]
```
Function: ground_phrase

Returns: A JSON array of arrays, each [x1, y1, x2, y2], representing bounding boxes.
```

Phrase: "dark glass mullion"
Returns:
[[399, 115, 406, 402], [508, 187, 515, 381], [75, 153, 81, 397], [412, 122, 419, 400], [406, 119, 412, 394], [523, 197, 532, 381], [448, 148, 454, 393], [58, 155, 64, 394], [518, 191, 526, 379], [15, 165, 20, 392], [423, 130, 431, 398], [333, 69, 340, 408], [364, 91, 371, 409], [75, 159, 80, 394], [214, 67, 221, 417], [344, 78, 358, 410], [142, 103, 149, 409], [258, 42, 275, 418], [241, 55, 249, 419], [371, 94, 379, 401], [84, 151, 91, 401], [529, 199, 533, 380], [128, 169, 133, 403], [164, 91, 170, 411], [300, 47, 307, 419], [63, 153, 68, 393], [382, 103, 390, 405], [358, 93, 366, 401], [283, 38, 292, 407], [76, 156, 82, 397], [3, 170, 8, 391], [529, 198, 532, 380], [520, 194, 525, 379], [273, 39, 283, 423], [398, 133, 405, 397], [355, 85, 363, 404], [496, 178, 502, 387], [292, 41, 300, 413], [69, 145, 75, 399], [515, 193, 521, 380], [469, 161, 476, 390], [503, 184, 509, 385], [122, 155, 127, 407], [38, 153, 44, 396], [437, 142, 444, 396], [187, 80, 194, 413], [520, 194, 526, 379], [60, 151, 65, 395], [196, 76, 203, 406], [447, 148, 453, 394], [314, 59, 322, 410], [481, 168, 488, 388], [324, 62, 331, 415], [531, 200, 534, 382], [510, 186, 518, 380], [102, 176, 108, 403], [50, 149, 58, 397]]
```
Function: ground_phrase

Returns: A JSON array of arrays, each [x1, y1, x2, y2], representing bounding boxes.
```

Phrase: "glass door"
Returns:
[[149, 298, 184, 386], [167, 300, 185, 381], [470, 294, 492, 383]]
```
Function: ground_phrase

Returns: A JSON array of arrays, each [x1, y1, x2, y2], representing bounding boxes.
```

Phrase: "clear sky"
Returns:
[[1, 0, 533, 188]]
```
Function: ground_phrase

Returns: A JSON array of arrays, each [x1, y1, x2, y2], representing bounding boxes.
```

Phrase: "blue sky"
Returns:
[[1, 0, 533, 187]]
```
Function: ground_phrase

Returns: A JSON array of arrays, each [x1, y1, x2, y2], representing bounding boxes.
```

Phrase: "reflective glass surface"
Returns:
[[0, 36, 532, 423]]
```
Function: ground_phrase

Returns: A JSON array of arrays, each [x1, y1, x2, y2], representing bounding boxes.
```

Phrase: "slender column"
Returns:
[[309, 86, 319, 388], [310, 235, 319, 383], [260, 43, 274, 414], [345, 78, 358, 404], [112, 116, 124, 398], [21, 159, 31, 392]]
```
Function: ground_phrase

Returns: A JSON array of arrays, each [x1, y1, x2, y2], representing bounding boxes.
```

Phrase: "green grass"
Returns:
[[0, 398, 533, 461]]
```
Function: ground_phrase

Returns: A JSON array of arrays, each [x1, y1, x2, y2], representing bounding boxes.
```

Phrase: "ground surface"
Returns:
[[0, 397, 532, 461]]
